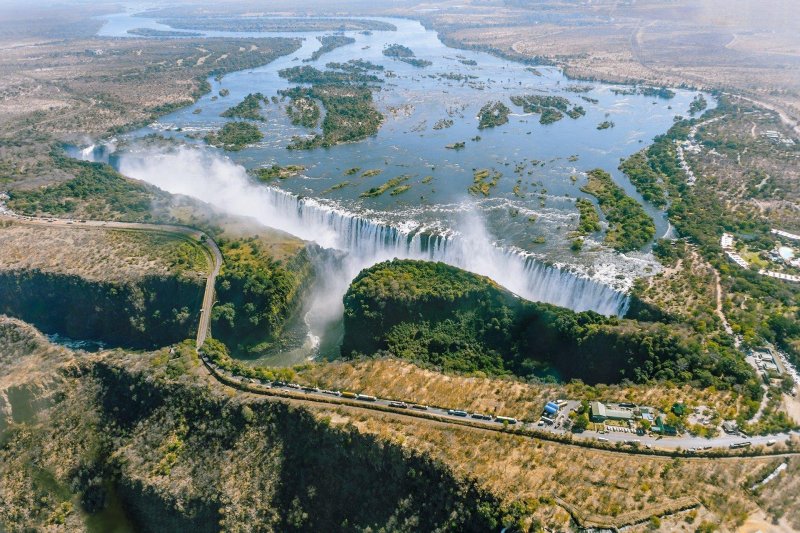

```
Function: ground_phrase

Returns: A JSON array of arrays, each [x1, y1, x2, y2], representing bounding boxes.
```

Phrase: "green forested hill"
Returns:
[[342, 260, 760, 398]]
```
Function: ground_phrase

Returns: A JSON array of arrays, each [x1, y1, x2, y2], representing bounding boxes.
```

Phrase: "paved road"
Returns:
[[0, 207, 222, 347], [201, 356, 800, 458], [2, 203, 797, 458], [194, 235, 222, 347]]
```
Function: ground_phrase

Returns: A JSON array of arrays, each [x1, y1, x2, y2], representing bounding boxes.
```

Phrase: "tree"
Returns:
[[573, 413, 589, 432]]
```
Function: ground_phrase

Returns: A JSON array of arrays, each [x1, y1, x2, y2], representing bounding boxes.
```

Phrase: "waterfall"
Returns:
[[261, 187, 630, 316], [79, 144, 97, 160], [115, 146, 629, 323]]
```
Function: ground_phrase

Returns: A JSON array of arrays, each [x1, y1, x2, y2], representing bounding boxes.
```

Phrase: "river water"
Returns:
[[76, 9, 712, 362]]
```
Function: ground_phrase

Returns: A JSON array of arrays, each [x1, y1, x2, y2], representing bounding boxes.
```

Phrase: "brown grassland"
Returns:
[[312, 402, 799, 531], [296, 357, 752, 424], [0, 221, 210, 283]]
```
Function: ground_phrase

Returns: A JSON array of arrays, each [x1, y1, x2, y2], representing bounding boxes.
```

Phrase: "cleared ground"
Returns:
[[0, 220, 209, 283]]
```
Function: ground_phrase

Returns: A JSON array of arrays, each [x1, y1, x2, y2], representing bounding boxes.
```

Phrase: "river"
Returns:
[[73, 8, 713, 362]]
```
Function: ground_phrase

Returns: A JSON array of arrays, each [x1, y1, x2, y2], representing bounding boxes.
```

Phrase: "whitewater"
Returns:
[[118, 146, 630, 320]]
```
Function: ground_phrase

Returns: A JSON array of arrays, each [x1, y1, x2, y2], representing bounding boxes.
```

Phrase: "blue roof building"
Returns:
[[544, 402, 559, 416]]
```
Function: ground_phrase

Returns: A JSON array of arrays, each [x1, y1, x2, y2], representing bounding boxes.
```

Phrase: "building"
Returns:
[[639, 406, 656, 424], [543, 401, 560, 417], [654, 416, 677, 436], [720, 233, 734, 249], [590, 401, 635, 423], [722, 420, 738, 434]]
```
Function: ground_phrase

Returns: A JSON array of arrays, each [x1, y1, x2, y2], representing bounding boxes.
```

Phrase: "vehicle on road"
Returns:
[[341, 391, 357, 399], [388, 401, 408, 408], [448, 409, 468, 417], [495, 416, 517, 425], [410, 404, 428, 411], [357, 394, 377, 402], [471, 413, 492, 420]]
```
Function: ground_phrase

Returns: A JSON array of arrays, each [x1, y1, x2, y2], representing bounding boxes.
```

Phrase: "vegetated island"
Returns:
[[251, 164, 305, 182], [361, 168, 383, 178], [433, 118, 454, 130], [360, 175, 411, 198], [597, 120, 615, 130], [477, 101, 510, 129], [278, 65, 384, 149], [510, 95, 585, 124], [581, 169, 655, 252], [221, 92, 268, 120], [611, 86, 676, 99], [325, 59, 385, 73], [204, 121, 263, 151], [126, 28, 202, 37], [341, 259, 760, 396], [574, 197, 601, 235], [382, 44, 432, 68], [282, 88, 321, 128], [469, 168, 501, 196], [689, 93, 708, 115], [618, 150, 669, 208], [157, 17, 397, 33], [306, 35, 356, 62]]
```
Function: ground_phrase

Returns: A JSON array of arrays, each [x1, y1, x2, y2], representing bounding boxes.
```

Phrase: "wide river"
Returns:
[[81, 9, 712, 362]]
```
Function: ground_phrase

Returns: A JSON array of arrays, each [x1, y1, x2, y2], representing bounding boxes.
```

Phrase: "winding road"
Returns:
[[1, 204, 798, 459]]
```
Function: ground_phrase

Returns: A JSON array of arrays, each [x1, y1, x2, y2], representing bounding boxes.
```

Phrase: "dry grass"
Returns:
[[0, 33, 299, 138], [297, 357, 750, 421], [0, 315, 73, 382], [310, 404, 793, 530], [0, 220, 209, 283], [390, 0, 800, 123], [635, 245, 723, 333]]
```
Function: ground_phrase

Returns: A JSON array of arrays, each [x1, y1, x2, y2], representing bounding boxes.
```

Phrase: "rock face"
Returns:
[[341, 259, 756, 388], [0, 333, 504, 532], [0, 269, 204, 348]]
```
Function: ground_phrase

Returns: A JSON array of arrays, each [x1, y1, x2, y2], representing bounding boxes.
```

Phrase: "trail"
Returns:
[[712, 263, 734, 337]]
